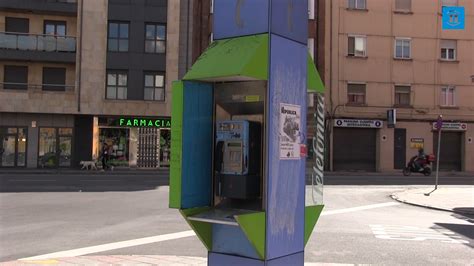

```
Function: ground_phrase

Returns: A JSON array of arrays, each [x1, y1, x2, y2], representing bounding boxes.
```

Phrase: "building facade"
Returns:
[[323, 0, 474, 171], [0, 0, 181, 168]]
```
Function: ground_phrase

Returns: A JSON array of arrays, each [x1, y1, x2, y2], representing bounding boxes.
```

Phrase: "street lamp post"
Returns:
[[426, 115, 442, 196], [435, 115, 443, 190]]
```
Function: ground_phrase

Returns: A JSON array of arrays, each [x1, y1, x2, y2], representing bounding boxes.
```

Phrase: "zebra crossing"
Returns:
[[370, 224, 470, 244]]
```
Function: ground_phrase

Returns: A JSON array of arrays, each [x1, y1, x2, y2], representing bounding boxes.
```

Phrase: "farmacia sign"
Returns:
[[117, 118, 171, 128]]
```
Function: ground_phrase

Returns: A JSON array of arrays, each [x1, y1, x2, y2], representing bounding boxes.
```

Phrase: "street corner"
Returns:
[[390, 187, 474, 215]]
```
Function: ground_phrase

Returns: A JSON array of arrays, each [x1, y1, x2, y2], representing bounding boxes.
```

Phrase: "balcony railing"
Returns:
[[0, 82, 75, 92], [0, 32, 76, 52]]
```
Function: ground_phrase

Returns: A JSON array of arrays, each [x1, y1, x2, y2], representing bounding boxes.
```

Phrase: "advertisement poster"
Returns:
[[410, 138, 424, 149], [279, 103, 301, 160]]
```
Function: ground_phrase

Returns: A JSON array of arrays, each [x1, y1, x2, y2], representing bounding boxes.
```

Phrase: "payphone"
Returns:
[[215, 120, 261, 200]]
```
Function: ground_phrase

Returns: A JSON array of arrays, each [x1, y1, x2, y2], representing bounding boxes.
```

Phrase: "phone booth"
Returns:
[[169, 1, 325, 265]]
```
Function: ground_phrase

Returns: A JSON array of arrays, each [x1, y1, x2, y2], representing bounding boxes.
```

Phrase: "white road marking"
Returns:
[[18, 202, 400, 260], [19, 230, 196, 261], [12, 179, 56, 182], [321, 202, 400, 216], [370, 224, 470, 244]]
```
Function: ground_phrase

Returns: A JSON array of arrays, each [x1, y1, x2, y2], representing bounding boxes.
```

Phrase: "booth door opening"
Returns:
[[434, 132, 462, 171], [333, 128, 376, 171]]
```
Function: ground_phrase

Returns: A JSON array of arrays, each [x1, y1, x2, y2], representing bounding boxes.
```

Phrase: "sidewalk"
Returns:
[[323, 171, 474, 177], [391, 186, 474, 215], [0, 256, 353, 265], [0, 168, 169, 175]]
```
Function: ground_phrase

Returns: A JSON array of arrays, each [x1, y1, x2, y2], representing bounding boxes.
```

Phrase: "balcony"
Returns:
[[0, 0, 77, 15], [0, 82, 75, 92], [0, 32, 76, 63]]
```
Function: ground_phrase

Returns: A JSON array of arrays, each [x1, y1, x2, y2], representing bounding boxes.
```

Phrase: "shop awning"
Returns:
[[183, 33, 324, 93]]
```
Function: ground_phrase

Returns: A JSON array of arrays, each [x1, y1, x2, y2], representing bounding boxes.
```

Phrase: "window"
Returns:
[[42, 67, 66, 91], [3, 66, 28, 90], [308, 38, 315, 59], [348, 35, 366, 57], [348, 0, 366, 9], [44, 21, 66, 36], [308, 0, 315, 19], [394, 85, 411, 106], [395, 38, 411, 59], [395, 0, 411, 11], [308, 93, 315, 107], [106, 71, 128, 99], [5, 17, 29, 33], [440, 40, 456, 60], [347, 83, 366, 104], [108, 22, 129, 52], [442, 0, 458, 6], [145, 24, 166, 53], [441, 86, 455, 106], [144, 73, 165, 101]]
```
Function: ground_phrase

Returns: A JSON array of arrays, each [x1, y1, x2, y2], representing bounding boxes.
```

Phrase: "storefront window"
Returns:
[[0, 127, 28, 167], [39, 128, 57, 168], [38, 128, 73, 168], [99, 128, 129, 167], [160, 129, 171, 167]]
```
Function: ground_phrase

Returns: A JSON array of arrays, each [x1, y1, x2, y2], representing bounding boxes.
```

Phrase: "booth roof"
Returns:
[[183, 33, 324, 93]]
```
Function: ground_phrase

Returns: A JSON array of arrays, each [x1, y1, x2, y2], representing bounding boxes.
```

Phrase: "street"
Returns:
[[1, 173, 473, 265]]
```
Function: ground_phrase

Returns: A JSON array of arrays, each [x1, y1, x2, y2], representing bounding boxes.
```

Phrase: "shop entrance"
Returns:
[[333, 128, 376, 171], [433, 132, 462, 171], [0, 127, 27, 167], [394, 128, 407, 169], [137, 128, 160, 168]]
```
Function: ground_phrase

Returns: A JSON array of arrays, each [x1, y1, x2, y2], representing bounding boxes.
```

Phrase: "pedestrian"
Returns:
[[101, 143, 109, 170]]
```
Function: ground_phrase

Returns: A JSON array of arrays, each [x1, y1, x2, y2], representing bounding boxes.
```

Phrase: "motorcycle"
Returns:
[[403, 154, 436, 176]]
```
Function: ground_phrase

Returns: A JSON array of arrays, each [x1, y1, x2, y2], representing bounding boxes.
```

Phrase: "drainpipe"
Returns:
[[77, 0, 84, 112]]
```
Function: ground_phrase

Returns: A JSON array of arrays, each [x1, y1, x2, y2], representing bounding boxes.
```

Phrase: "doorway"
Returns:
[[433, 132, 462, 171], [394, 128, 406, 169], [0, 127, 27, 167], [38, 128, 73, 168]]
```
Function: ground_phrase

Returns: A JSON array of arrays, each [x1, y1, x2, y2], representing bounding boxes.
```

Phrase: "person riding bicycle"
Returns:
[[413, 148, 426, 171]]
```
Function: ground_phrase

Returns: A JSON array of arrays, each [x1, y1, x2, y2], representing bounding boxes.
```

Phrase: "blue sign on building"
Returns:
[[442, 6, 465, 30]]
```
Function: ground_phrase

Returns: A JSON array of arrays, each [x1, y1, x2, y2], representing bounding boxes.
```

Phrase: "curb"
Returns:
[[390, 193, 474, 215], [0, 170, 170, 175]]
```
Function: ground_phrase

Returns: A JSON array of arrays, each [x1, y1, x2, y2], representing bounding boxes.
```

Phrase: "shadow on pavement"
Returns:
[[453, 208, 474, 216], [434, 223, 474, 248], [306, 174, 473, 185]]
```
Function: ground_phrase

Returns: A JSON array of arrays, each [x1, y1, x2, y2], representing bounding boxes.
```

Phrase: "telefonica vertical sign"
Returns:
[[442, 6, 465, 30]]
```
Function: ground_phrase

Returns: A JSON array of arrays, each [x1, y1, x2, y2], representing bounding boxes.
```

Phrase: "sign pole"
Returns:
[[435, 115, 442, 190]]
